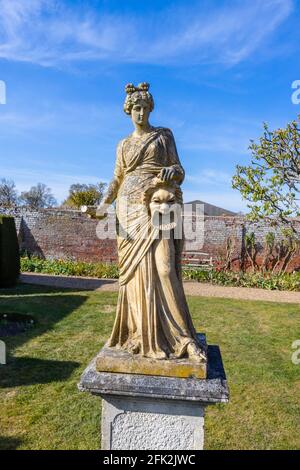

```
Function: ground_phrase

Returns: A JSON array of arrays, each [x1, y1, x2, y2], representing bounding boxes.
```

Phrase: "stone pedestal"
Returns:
[[78, 343, 229, 450]]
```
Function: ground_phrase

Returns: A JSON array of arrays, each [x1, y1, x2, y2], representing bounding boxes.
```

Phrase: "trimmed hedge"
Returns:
[[0, 215, 20, 287]]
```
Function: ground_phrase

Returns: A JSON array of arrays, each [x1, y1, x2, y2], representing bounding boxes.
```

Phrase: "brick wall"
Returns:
[[2, 208, 300, 272], [196, 216, 300, 272], [4, 208, 118, 263]]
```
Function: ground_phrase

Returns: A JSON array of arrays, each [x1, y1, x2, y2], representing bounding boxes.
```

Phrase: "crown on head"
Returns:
[[125, 82, 150, 95]]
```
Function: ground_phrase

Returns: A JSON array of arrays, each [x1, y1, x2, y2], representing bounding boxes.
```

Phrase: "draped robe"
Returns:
[[107, 127, 199, 359]]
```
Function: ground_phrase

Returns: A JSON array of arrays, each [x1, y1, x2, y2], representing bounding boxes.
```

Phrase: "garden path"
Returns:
[[20, 273, 300, 304]]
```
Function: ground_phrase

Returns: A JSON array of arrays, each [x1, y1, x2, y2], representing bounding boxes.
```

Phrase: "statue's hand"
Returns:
[[95, 203, 109, 220], [81, 205, 97, 218], [159, 167, 176, 182], [81, 204, 108, 220]]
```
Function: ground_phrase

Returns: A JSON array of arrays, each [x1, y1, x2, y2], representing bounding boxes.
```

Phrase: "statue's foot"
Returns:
[[187, 342, 206, 363], [144, 350, 168, 360], [154, 350, 168, 360], [126, 340, 140, 355]]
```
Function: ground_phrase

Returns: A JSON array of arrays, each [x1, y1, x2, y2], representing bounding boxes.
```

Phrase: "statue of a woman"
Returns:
[[95, 82, 206, 363]]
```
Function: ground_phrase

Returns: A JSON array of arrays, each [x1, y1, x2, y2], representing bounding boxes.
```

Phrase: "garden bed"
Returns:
[[20, 256, 300, 291]]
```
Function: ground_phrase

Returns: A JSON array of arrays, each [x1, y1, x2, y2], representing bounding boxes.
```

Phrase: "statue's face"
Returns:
[[131, 99, 150, 127]]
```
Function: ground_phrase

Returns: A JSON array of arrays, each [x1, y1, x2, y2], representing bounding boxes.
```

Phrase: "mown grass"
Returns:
[[0, 283, 299, 450]]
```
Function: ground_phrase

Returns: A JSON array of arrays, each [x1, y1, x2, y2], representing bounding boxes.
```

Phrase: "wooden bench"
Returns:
[[182, 251, 214, 271]]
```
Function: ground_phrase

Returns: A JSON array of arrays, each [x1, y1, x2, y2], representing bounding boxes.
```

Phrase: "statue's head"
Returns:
[[124, 82, 154, 127]]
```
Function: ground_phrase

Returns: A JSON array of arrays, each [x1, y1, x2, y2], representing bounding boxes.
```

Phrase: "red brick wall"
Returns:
[[9, 208, 118, 263], [3, 208, 300, 272]]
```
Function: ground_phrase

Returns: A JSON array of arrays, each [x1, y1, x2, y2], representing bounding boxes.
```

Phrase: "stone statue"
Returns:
[[84, 82, 206, 372]]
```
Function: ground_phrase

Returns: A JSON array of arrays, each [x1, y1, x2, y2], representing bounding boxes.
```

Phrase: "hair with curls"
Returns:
[[142, 177, 183, 207], [123, 82, 154, 115]]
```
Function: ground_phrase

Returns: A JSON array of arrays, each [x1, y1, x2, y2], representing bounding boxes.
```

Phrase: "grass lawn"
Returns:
[[0, 283, 300, 450]]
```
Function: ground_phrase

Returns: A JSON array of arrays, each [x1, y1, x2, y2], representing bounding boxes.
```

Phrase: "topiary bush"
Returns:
[[0, 215, 20, 287]]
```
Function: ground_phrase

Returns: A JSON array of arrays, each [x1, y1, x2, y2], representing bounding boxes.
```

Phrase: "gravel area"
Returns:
[[19, 272, 300, 304]]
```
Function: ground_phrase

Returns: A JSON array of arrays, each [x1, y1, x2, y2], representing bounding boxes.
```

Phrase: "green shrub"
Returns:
[[0, 215, 20, 287], [182, 268, 300, 291], [20, 256, 119, 279]]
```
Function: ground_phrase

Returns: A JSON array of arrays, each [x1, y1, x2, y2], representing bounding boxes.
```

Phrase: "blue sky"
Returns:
[[0, 0, 300, 211]]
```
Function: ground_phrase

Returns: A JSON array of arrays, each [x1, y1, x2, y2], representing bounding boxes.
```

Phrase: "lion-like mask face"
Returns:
[[149, 187, 181, 231]]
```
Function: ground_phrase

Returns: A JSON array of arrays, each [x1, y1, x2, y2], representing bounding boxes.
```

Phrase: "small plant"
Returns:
[[261, 232, 276, 273], [260, 229, 300, 274], [275, 228, 300, 274], [244, 232, 258, 272], [224, 236, 235, 271]]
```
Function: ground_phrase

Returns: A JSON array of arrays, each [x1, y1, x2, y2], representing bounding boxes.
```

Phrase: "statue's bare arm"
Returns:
[[94, 178, 119, 219], [81, 141, 124, 219], [96, 140, 124, 218]]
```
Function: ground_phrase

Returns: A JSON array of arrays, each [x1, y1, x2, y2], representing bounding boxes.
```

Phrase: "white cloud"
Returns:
[[0, 101, 126, 137], [146, 0, 293, 65], [178, 116, 262, 155], [180, 128, 250, 154], [0, 0, 293, 67], [183, 170, 246, 212], [186, 170, 231, 186], [0, 166, 109, 203], [0, 110, 55, 131]]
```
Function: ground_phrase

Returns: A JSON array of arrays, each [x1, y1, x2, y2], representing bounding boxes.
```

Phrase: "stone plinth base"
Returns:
[[78, 344, 229, 450], [96, 333, 207, 379]]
